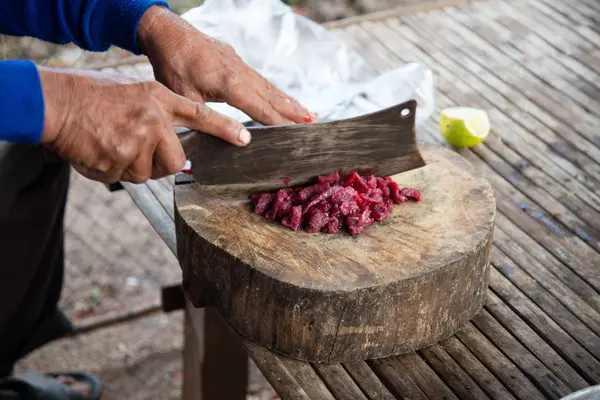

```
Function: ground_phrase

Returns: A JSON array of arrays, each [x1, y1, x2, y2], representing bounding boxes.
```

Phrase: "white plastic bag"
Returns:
[[182, 0, 435, 125]]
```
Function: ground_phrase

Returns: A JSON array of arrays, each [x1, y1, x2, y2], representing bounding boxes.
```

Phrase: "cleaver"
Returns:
[[178, 99, 426, 193]]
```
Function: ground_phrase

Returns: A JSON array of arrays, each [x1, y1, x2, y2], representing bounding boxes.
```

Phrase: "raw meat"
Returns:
[[249, 171, 422, 236]]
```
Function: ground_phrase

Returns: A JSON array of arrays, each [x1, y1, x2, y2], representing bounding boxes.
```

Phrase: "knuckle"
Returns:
[[95, 160, 112, 173], [164, 156, 186, 175], [254, 102, 272, 122], [222, 72, 241, 91], [152, 169, 168, 180], [104, 175, 120, 185], [126, 106, 145, 122], [219, 41, 236, 55], [224, 43, 235, 52], [144, 81, 166, 96], [142, 111, 163, 128], [128, 105, 164, 131], [93, 169, 118, 184], [224, 120, 242, 135], [129, 173, 150, 184], [113, 143, 137, 164], [193, 103, 212, 121], [125, 164, 152, 183]]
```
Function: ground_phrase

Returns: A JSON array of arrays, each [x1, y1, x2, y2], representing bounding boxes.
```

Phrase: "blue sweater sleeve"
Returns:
[[0, 0, 170, 144], [0, 60, 45, 144]]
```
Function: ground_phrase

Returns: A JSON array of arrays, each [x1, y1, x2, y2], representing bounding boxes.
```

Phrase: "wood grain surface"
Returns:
[[175, 146, 496, 363]]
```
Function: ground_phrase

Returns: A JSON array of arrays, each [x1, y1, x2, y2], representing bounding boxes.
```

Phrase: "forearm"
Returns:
[[0, 61, 44, 144], [0, 0, 169, 54], [0, 0, 173, 144]]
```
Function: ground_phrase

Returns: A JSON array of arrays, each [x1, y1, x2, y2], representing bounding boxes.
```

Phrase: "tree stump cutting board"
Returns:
[[175, 146, 496, 363]]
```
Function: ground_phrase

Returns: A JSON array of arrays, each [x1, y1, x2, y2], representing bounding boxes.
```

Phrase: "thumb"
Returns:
[[166, 91, 251, 147]]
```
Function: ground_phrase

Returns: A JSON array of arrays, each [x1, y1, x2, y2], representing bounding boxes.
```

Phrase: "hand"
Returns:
[[38, 67, 251, 184], [137, 6, 315, 129]]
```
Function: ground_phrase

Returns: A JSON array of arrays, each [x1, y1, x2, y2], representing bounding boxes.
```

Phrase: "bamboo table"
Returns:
[[103, 0, 600, 397]]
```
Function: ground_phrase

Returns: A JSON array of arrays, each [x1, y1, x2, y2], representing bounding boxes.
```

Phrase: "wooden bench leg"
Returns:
[[183, 301, 248, 400]]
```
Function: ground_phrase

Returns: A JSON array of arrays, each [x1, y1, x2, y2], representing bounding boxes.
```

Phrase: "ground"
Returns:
[[3, 0, 433, 398]]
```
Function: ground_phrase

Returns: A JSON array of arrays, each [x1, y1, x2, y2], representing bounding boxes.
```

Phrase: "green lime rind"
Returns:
[[439, 107, 490, 148]]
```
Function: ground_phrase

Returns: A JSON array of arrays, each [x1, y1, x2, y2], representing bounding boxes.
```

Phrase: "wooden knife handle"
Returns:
[[178, 129, 200, 158], [177, 119, 261, 158]]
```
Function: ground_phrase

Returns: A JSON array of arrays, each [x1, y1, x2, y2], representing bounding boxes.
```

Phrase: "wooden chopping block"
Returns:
[[174, 146, 496, 363]]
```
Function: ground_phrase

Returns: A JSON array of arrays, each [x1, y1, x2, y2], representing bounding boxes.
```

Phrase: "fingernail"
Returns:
[[238, 127, 251, 145], [304, 112, 318, 123]]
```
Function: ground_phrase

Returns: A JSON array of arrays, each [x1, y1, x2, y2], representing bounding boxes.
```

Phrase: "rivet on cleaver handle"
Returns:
[[179, 99, 425, 192]]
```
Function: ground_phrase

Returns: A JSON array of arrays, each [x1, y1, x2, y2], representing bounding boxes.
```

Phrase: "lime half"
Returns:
[[439, 107, 490, 148]]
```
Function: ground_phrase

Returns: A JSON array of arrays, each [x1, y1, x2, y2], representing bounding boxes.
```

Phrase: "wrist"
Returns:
[[137, 5, 177, 56], [38, 67, 74, 145]]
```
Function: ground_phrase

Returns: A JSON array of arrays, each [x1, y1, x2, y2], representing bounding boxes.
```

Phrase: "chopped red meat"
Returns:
[[385, 198, 394, 213], [303, 186, 346, 214], [297, 182, 330, 202], [376, 177, 392, 197], [324, 217, 341, 234], [388, 181, 407, 204], [264, 188, 294, 220], [360, 188, 384, 204], [331, 186, 357, 204], [330, 204, 342, 220], [318, 172, 340, 185], [365, 175, 377, 189], [400, 188, 422, 202], [249, 171, 422, 236], [339, 200, 360, 216], [306, 202, 331, 220], [306, 211, 330, 233], [281, 205, 303, 231], [250, 193, 275, 215], [343, 171, 370, 193], [370, 203, 390, 222], [346, 208, 374, 236]]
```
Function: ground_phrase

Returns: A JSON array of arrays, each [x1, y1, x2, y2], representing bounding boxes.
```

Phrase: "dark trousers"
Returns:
[[0, 142, 74, 377]]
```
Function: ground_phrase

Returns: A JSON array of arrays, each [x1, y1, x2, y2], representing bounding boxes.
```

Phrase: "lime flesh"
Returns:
[[440, 107, 490, 148]]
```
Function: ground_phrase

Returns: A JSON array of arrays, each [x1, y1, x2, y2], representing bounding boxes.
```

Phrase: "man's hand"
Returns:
[[39, 67, 251, 184], [137, 6, 314, 128]]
